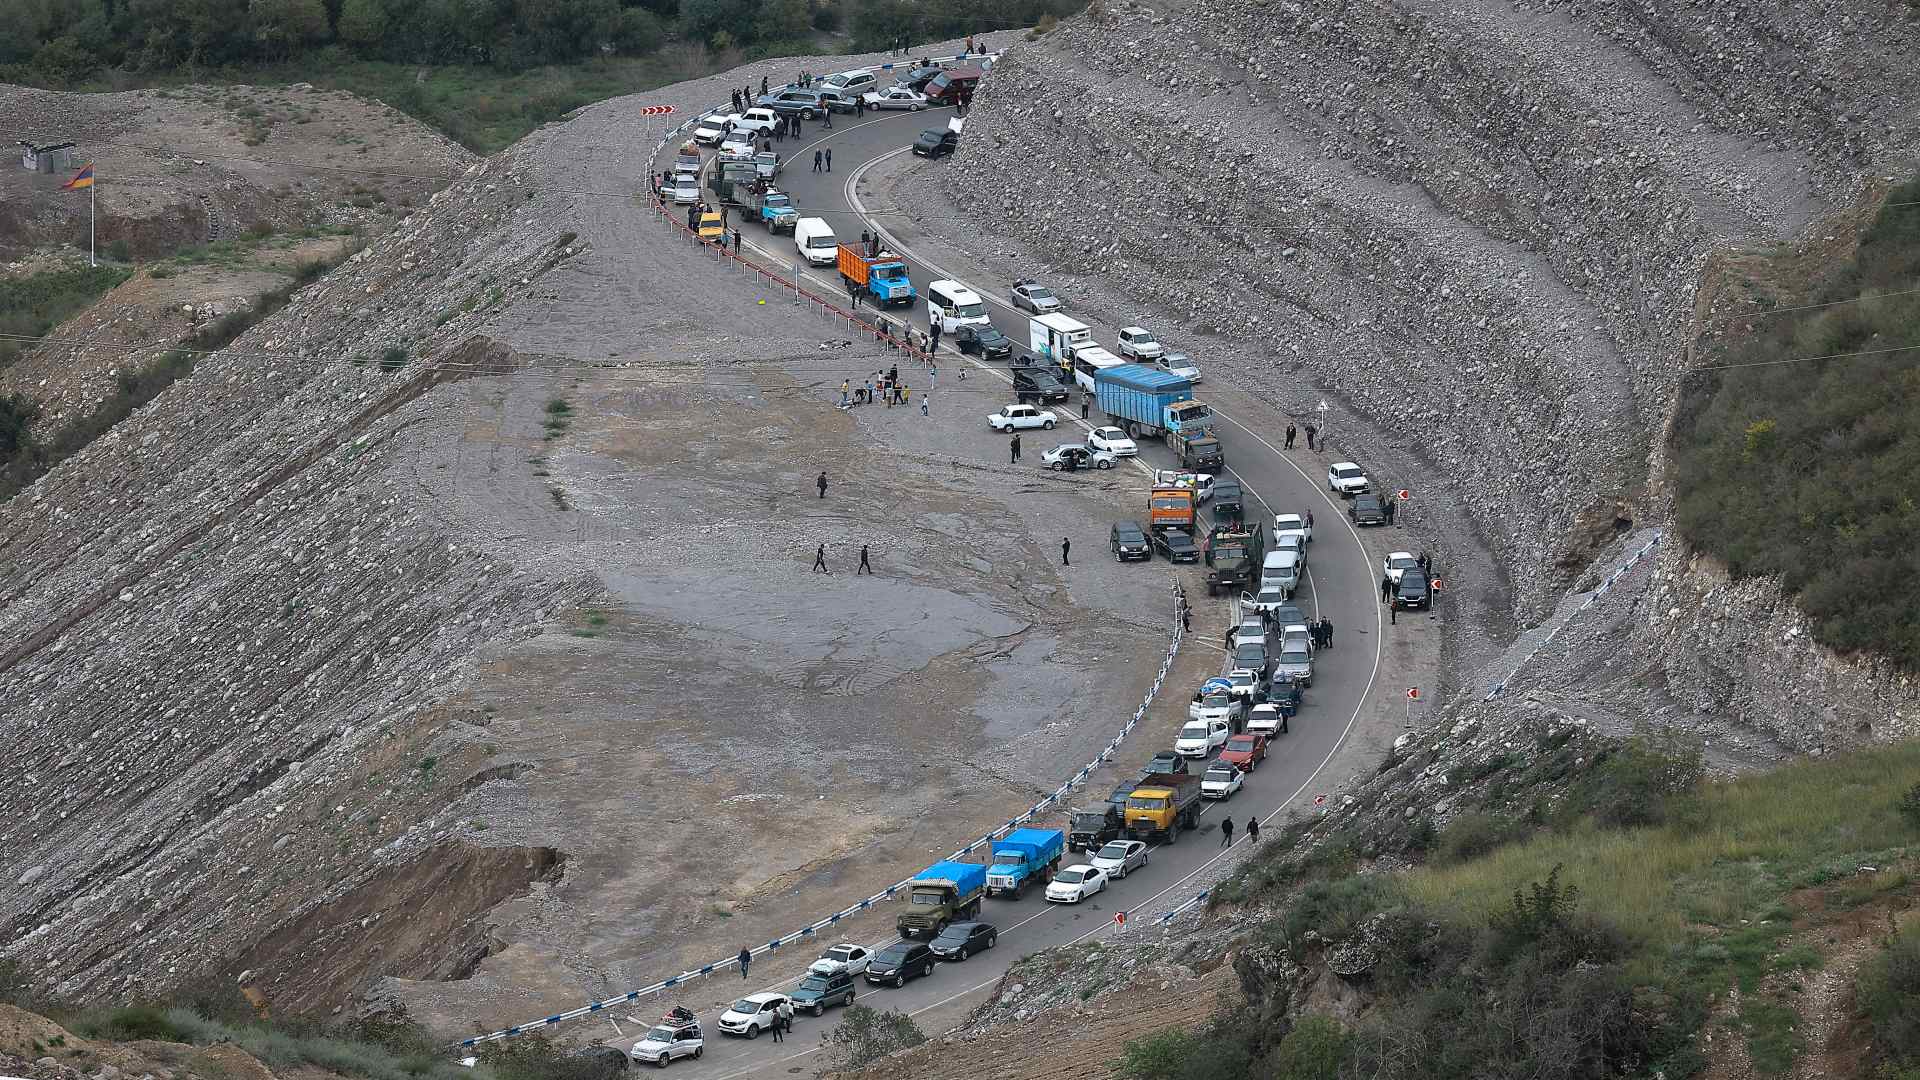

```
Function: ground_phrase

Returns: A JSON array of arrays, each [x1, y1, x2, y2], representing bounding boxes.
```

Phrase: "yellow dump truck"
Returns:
[[1124, 772, 1202, 843]]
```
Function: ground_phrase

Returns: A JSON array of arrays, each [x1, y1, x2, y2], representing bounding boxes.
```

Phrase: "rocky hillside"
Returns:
[[939, 0, 1920, 755]]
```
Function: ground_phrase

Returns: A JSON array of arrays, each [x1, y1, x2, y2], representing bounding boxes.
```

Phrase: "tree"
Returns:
[[335, 0, 388, 47], [1270, 1016, 1353, 1079], [676, 0, 754, 44], [610, 6, 661, 52], [753, 0, 807, 41], [31, 35, 100, 84], [817, 1007, 925, 1072], [252, 0, 331, 57]]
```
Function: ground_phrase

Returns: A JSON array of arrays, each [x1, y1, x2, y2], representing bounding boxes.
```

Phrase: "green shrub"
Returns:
[[1268, 1016, 1352, 1079], [1561, 735, 1704, 829], [0, 265, 130, 369], [817, 1006, 926, 1072], [74, 1005, 190, 1041], [1671, 182, 1920, 667], [378, 347, 409, 372], [1898, 782, 1920, 829], [1860, 927, 1920, 1064], [1434, 811, 1523, 866]]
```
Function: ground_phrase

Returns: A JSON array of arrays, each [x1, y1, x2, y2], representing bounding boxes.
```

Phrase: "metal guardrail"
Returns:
[[1485, 531, 1661, 701]]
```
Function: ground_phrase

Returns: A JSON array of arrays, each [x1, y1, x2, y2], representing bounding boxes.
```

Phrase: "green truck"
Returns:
[[897, 860, 988, 939]]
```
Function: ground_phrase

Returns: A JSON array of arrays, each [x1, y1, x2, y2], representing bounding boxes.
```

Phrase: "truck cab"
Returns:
[[1149, 486, 1197, 535], [1124, 774, 1201, 842], [897, 860, 987, 938], [984, 828, 1065, 898]]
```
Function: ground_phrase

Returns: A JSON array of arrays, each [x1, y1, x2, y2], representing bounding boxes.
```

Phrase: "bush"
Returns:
[[817, 1006, 925, 1072], [0, 265, 130, 369], [1861, 927, 1920, 1064], [1433, 811, 1522, 866], [73, 1005, 191, 1042], [1116, 1020, 1255, 1080], [1898, 782, 1920, 829], [1268, 1016, 1352, 1079], [1671, 182, 1920, 667], [1561, 736, 1704, 829], [378, 347, 409, 372]]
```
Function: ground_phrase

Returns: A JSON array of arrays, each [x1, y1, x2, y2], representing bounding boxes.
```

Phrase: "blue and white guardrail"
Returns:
[[1485, 531, 1661, 701], [454, 579, 1186, 1049]]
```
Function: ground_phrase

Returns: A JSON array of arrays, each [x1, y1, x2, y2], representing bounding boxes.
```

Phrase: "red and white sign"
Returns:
[[1114, 911, 1127, 927], [1407, 687, 1420, 700], [1431, 577, 1445, 591], [1396, 489, 1411, 500], [1313, 793, 1327, 806], [639, 104, 676, 116]]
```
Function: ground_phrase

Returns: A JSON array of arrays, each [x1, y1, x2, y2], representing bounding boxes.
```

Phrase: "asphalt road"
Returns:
[[630, 102, 1385, 1079]]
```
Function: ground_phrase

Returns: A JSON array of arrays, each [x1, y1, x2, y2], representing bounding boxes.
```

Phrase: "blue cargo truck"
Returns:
[[1093, 364, 1224, 470], [897, 860, 987, 938], [984, 828, 1066, 898]]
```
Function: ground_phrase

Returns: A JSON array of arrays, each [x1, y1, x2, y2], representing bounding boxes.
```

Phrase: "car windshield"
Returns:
[[1257, 589, 1286, 605], [1127, 794, 1169, 810], [933, 926, 970, 941], [1131, 333, 1158, 345], [1054, 869, 1085, 883], [1025, 286, 1055, 299], [645, 1027, 678, 1042], [798, 976, 832, 991], [991, 851, 1025, 865], [1391, 555, 1419, 569], [1201, 693, 1232, 708], [1281, 650, 1309, 665], [1230, 672, 1255, 686], [1180, 724, 1210, 739], [1235, 644, 1265, 661], [876, 945, 913, 962], [1206, 767, 1236, 782], [1097, 842, 1131, 859], [1226, 737, 1255, 750], [955, 302, 986, 318], [1336, 466, 1363, 479], [1357, 498, 1381, 510], [1169, 536, 1195, 550], [731, 999, 764, 1014]]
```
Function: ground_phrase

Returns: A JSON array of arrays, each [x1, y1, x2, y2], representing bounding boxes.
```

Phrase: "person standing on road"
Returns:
[[856, 97, 866, 118], [858, 544, 873, 574], [761, 75, 769, 96], [738, 948, 752, 979], [1061, 537, 1071, 566], [779, 998, 794, 1033], [817, 472, 829, 499], [1285, 423, 1296, 449], [930, 324, 942, 353], [1220, 817, 1235, 846], [1182, 605, 1192, 632], [769, 1012, 785, 1042], [813, 149, 823, 173], [825, 147, 833, 171], [920, 393, 929, 416], [1321, 617, 1335, 650], [1390, 596, 1399, 625], [822, 109, 833, 131], [1010, 434, 1021, 463], [841, 379, 851, 405], [1382, 576, 1394, 603], [1385, 498, 1397, 525], [1081, 393, 1091, 420], [813, 544, 829, 573], [1305, 509, 1313, 531], [732, 228, 741, 253], [1246, 817, 1260, 843]]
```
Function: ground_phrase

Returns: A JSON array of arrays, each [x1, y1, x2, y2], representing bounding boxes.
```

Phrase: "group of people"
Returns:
[[1283, 422, 1320, 451], [1219, 815, 1261, 846], [838, 364, 916, 407]]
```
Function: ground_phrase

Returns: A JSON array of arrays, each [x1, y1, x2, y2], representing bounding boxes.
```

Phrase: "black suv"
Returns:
[[954, 322, 1012, 360], [912, 127, 960, 158], [789, 971, 857, 1015], [1139, 752, 1190, 780], [896, 65, 945, 91], [865, 941, 935, 987], [1350, 494, 1388, 526], [1014, 367, 1070, 404], [1396, 570, 1432, 610], [1111, 521, 1151, 562], [1211, 479, 1244, 523]]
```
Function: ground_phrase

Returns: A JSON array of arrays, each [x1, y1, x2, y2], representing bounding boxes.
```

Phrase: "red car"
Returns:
[[1218, 733, 1268, 770]]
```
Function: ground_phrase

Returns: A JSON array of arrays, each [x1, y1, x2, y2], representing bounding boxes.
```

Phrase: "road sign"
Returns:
[[1407, 687, 1420, 700], [1431, 577, 1445, 591], [1397, 489, 1410, 500], [1114, 911, 1127, 927], [1313, 793, 1326, 806], [639, 104, 676, 116]]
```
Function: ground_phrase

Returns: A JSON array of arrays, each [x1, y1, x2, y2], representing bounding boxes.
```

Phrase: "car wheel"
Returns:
[[692, 1048, 702, 1060], [804, 108, 816, 119], [988, 934, 997, 948], [812, 1003, 824, 1016], [655, 1056, 669, 1069], [744, 1025, 758, 1040], [1043, 419, 1055, 429], [895, 974, 906, 987], [1098, 460, 1114, 469], [846, 991, 855, 1006]]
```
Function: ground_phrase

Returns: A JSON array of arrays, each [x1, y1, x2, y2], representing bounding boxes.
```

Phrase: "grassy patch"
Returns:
[[0, 265, 130, 369], [1671, 179, 1920, 667]]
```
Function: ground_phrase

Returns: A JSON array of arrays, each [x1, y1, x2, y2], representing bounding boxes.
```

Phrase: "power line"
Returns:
[[1731, 285, 1920, 319]]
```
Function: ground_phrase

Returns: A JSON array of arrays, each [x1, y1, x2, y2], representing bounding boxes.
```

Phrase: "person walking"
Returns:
[[1285, 423, 1296, 449], [1304, 424, 1318, 451], [817, 472, 829, 499], [1061, 537, 1071, 566], [1382, 576, 1394, 603], [920, 393, 929, 416], [1010, 434, 1022, 463], [761, 75, 769, 96], [824, 147, 833, 171], [1246, 816, 1260, 843], [929, 362, 937, 386], [731, 228, 742, 253], [812, 544, 829, 573], [1220, 817, 1235, 847], [858, 544, 873, 574], [1181, 605, 1192, 632], [1321, 616, 1335, 650], [822, 109, 833, 131], [1305, 509, 1314, 531], [813, 149, 823, 173], [719, 205, 729, 229], [738, 948, 752, 979], [1418, 551, 1430, 573], [1390, 595, 1399, 625], [779, 998, 794, 1034]]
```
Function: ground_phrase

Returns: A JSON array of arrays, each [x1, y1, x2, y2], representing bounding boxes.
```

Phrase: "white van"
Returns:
[[1070, 346, 1125, 392], [926, 280, 990, 333], [1260, 550, 1302, 596], [793, 217, 837, 266], [821, 69, 878, 95]]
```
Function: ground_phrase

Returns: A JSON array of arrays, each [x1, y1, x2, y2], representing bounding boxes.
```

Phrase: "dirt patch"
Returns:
[[229, 843, 566, 1017]]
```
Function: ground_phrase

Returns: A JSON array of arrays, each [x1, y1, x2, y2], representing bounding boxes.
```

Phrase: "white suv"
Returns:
[[718, 993, 789, 1038], [1327, 462, 1369, 497], [1117, 326, 1165, 361]]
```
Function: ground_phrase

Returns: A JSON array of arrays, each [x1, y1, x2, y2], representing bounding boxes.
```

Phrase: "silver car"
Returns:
[[1011, 278, 1062, 314]]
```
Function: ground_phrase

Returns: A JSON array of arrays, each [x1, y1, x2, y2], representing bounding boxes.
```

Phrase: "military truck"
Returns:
[[1204, 524, 1256, 597], [1123, 773, 1203, 843], [1067, 805, 1126, 853], [897, 860, 987, 939]]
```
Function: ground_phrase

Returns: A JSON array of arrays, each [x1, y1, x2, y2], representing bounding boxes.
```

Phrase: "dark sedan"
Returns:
[[1152, 528, 1199, 563], [1350, 494, 1388, 526], [896, 65, 945, 91], [913, 127, 960, 158], [929, 921, 997, 961], [954, 322, 1012, 359], [1111, 521, 1152, 562], [1396, 571, 1432, 610]]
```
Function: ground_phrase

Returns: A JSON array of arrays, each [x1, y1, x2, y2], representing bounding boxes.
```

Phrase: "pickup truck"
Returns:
[[836, 245, 917, 307], [897, 860, 987, 939], [985, 828, 1065, 898], [1067, 805, 1125, 852], [1124, 773, 1203, 843]]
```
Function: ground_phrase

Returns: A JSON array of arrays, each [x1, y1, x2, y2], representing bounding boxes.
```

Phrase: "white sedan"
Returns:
[[720, 129, 758, 156], [1089, 839, 1149, 879], [988, 404, 1058, 432], [1383, 551, 1421, 584], [1159, 351, 1203, 383], [1086, 426, 1138, 456], [809, 943, 870, 976], [1200, 763, 1244, 799], [1176, 719, 1231, 758], [1042, 444, 1117, 470], [862, 86, 928, 110], [1045, 864, 1109, 903]]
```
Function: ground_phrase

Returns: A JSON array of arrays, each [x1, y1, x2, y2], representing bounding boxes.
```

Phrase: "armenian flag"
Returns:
[[62, 162, 94, 190]]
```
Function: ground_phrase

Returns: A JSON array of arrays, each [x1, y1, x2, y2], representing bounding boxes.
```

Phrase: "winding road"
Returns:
[[630, 98, 1388, 1079]]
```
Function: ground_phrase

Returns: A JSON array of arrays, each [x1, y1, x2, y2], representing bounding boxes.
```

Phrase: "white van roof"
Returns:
[[795, 216, 830, 231], [1262, 550, 1301, 569], [929, 279, 982, 302]]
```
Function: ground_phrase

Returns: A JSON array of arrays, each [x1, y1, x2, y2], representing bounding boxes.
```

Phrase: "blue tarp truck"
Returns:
[[984, 828, 1066, 899], [1094, 364, 1224, 470], [897, 860, 987, 938]]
